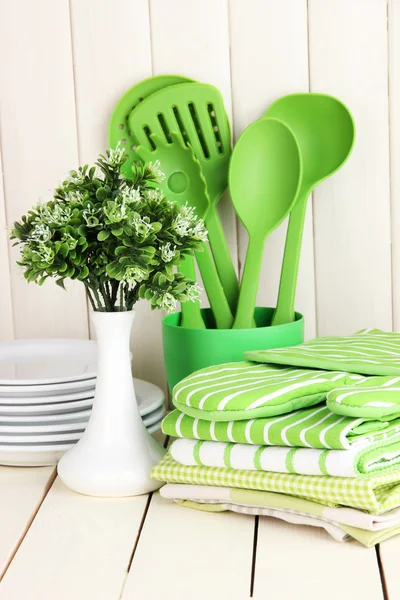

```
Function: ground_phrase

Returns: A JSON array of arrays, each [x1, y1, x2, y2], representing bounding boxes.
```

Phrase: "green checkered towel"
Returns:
[[151, 453, 400, 513], [162, 408, 400, 450]]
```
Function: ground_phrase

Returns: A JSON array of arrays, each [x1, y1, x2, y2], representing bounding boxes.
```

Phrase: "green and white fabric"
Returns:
[[245, 329, 400, 377], [169, 435, 400, 477], [326, 375, 400, 418], [172, 362, 361, 421], [160, 484, 400, 547], [160, 483, 400, 532], [162, 408, 400, 450], [151, 453, 400, 513]]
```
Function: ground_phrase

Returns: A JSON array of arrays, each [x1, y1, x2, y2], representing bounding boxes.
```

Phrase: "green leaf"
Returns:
[[56, 278, 66, 290], [97, 230, 110, 241]]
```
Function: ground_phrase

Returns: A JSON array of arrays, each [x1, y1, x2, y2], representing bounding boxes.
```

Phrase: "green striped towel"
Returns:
[[151, 453, 400, 513], [169, 435, 400, 477], [162, 408, 400, 450], [172, 362, 361, 421], [245, 328, 400, 376]]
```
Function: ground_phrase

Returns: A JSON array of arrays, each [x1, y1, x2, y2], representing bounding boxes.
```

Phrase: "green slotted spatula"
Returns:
[[128, 82, 239, 313], [137, 133, 233, 330], [108, 74, 193, 177]]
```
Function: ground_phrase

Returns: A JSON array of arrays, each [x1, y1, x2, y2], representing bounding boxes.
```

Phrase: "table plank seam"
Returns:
[[0, 467, 57, 582], [376, 545, 389, 600], [250, 516, 259, 598]]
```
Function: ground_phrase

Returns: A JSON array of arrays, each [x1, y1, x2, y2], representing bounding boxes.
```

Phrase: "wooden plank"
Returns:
[[229, 0, 316, 340], [149, 0, 238, 277], [253, 518, 383, 600], [68, 0, 167, 390], [122, 492, 254, 599], [308, 0, 392, 335], [0, 0, 88, 339], [0, 141, 14, 340], [388, 0, 400, 331], [378, 536, 400, 599], [0, 477, 151, 600], [0, 466, 55, 580]]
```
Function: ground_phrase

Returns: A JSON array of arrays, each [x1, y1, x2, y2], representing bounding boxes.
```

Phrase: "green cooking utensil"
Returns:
[[128, 82, 239, 312], [108, 74, 193, 177], [229, 118, 302, 330], [137, 133, 233, 330], [264, 93, 355, 326]]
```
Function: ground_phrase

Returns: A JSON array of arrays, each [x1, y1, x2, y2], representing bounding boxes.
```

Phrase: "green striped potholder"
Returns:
[[326, 375, 400, 418], [245, 329, 400, 376], [172, 362, 362, 421]]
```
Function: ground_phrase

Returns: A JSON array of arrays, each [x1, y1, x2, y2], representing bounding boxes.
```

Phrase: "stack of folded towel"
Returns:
[[152, 328, 400, 546]]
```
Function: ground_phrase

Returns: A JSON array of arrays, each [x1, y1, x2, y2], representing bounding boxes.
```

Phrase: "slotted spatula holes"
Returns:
[[207, 103, 223, 154], [119, 124, 125, 130], [157, 113, 172, 143], [188, 103, 209, 158], [172, 106, 190, 146], [143, 126, 156, 150]]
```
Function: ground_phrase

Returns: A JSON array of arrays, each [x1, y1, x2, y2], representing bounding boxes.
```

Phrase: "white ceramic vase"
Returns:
[[57, 309, 165, 497]]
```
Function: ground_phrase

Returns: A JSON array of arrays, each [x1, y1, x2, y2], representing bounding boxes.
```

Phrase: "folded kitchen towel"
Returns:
[[160, 483, 400, 532], [162, 408, 400, 450], [151, 453, 400, 513], [169, 435, 400, 477], [160, 486, 400, 547], [245, 329, 400, 377], [172, 362, 361, 421]]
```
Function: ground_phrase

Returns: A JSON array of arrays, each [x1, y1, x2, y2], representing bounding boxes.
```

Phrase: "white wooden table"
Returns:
[[0, 453, 399, 599]]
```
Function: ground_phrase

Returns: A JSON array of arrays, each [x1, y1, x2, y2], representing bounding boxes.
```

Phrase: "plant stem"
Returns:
[[92, 287, 103, 311], [99, 282, 112, 311], [84, 284, 96, 311]]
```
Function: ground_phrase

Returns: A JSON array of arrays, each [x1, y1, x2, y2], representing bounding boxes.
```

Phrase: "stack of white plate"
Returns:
[[0, 340, 166, 466]]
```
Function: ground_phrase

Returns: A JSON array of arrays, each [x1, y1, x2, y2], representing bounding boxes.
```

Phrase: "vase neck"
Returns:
[[90, 310, 135, 347]]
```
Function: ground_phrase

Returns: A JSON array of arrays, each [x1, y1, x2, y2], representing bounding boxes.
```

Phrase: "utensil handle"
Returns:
[[195, 244, 234, 329], [205, 207, 239, 313], [179, 256, 206, 329], [233, 236, 264, 329], [271, 194, 307, 326]]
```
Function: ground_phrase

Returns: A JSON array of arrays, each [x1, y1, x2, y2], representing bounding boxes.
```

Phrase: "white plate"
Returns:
[[0, 410, 92, 424], [0, 431, 83, 444], [143, 405, 166, 427], [0, 388, 96, 406], [135, 379, 165, 416], [147, 420, 163, 434], [0, 378, 96, 398], [0, 417, 89, 434], [0, 398, 93, 415], [0, 339, 97, 385]]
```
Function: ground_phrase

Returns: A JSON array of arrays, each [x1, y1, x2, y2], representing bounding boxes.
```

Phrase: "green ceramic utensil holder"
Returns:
[[162, 307, 304, 391]]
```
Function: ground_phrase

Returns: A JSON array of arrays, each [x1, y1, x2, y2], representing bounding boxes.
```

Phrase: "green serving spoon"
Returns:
[[229, 118, 302, 330], [137, 133, 233, 330], [108, 74, 193, 177], [128, 82, 239, 313], [264, 93, 355, 326]]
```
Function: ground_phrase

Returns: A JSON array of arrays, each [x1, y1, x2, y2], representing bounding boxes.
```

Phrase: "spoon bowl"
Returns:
[[264, 93, 355, 326], [229, 118, 302, 329]]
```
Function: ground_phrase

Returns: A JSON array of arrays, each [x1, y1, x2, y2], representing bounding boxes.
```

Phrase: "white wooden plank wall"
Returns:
[[0, 0, 397, 388]]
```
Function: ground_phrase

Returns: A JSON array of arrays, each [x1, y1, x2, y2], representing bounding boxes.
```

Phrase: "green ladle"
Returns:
[[137, 133, 233, 330], [229, 118, 302, 329], [264, 93, 355, 326]]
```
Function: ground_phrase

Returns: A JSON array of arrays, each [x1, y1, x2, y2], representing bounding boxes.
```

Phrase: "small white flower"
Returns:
[[189, 221, 208, 242], [65, 169, 85, 185], [120, 186, 142, 203], [160, 242, 177, 263], [124, 266, 148, 285], [146, 161, 165, 182], [107, 144, 126, 166], [143, 188, 163, 202], [185, 282, 201, 302], [131, 214, 152, 237], [65, 190, 84, 203], [29, 224, 52, 243], [159, 292, 176, 312]]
